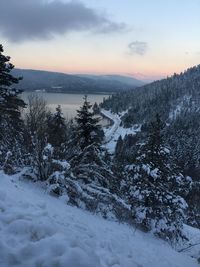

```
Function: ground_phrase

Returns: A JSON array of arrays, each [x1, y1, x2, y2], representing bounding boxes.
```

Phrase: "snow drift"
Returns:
[[0, 171, 199, 267]]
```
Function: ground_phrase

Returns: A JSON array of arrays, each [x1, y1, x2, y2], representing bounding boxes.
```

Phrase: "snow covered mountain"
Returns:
[[0, 171, 199, 267], [101, 64, 200, 187]]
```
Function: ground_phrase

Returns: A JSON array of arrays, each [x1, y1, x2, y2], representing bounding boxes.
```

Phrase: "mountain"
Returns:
[[0, 172, 198, 267], [101, 65, 200, 124], [101, 64, 200, 183], [77, 74, 145, 87], [12, 69, 144, 94]]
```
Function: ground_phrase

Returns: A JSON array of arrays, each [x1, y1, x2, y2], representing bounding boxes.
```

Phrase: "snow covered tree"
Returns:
[[93, 102, 100, 114], [47, 105, 66, 147], [143, 113, 166, 168], [24, 93, 49, 156], [123, 115, 190, 241], [75, 95, 103, 150], [47, 105, 67, 159], [70, 144, 114, 188], [0, 44, 26, 126], [125, 162, 188, 241], [186, 181, 200, 228], [114, 135, 124, 162], [0, 44, 26, 172], [24, 94, 51, 180]]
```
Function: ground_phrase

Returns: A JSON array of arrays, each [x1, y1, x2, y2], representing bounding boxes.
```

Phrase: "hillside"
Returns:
[[101, 65, 200, 123], [12, 69, 144, 94], [0, 171, 199, 267], [101, 65, 200, 174]]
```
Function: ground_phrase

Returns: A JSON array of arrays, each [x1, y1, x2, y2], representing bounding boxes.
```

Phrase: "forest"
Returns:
[[0, 43, 199, 247]]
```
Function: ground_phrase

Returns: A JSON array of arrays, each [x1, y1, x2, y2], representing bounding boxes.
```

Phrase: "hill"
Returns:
[[101, 64, 200, 187], [0, 171, 199, 267], [77, 74, 144, 87], [12, 69, 144, 94]]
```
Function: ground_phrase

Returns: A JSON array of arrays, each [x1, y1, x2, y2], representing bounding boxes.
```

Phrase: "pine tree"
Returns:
[[143, 113, 166, 168], [47, 105, 67, 148], [75, 95, 103, 149], [114, 135, 124, 162], [93, 102, 100, 114], [70, 144, 114, 188], [0, 44, 26, 172], [0, 44, 26, 127], [123, 114, 189, 240]]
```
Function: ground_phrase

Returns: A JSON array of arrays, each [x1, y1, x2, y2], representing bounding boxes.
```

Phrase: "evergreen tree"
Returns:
[[75, 95, 103, 149], [143, 113, 166, 168], [114, 135, 124, 163], [0, 44, 26, 172], [93, 102, 100, 114], [47, 105, 67, 148], [0, 44, 26, 127], [70, 144, 114, 188], [123, 114, 190, 240]]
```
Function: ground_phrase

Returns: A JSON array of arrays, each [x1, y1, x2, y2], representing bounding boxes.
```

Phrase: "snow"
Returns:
[[181, 225, 200, 260], [101, 109, 141, 154], [169, 95, 192, 120], [0, 171, 199, 267]]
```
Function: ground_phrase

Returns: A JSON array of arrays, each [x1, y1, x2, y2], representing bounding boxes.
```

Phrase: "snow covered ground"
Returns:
[[0, 171, 199, 267], [101, 109, 141, 153]]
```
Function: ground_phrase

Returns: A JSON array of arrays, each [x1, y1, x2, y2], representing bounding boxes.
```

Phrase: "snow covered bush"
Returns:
[[125, 163, 188, 241], [186, 181, 200, 228], [47, 159, 71, 196], [55, 176, 132, 223], [70, 144, 115, 188]]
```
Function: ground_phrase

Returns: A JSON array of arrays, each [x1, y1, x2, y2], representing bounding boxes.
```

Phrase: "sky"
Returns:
[[0, 0, 200, 81]]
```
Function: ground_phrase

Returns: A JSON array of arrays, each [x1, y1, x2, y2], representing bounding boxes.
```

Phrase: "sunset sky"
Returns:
[[0, 0, 200, 80]]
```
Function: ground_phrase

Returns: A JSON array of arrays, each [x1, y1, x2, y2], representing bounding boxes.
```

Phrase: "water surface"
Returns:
[[22, 92, 109, 119]]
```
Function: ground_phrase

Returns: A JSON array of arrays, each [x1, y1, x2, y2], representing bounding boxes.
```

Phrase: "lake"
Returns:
[[22, 92, 110, 123]]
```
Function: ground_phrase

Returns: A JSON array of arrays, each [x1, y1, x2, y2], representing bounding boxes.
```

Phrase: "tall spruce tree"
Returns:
[[143, 113, 166, 168], [114, 135, 124, 162], [47, 105, 67, 147], [75, 95, 103, 149], [0, 44, 26, 172], [0, 44, 26, 127], [70, 96, 117, 191], [47, 105, 67, 159]]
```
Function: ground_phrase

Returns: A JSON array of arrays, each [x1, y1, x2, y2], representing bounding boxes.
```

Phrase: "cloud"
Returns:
[[128, 41, 148, 56], [0, 0, 127, 42]]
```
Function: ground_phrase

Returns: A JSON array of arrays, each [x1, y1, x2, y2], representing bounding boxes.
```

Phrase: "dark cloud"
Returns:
[[128, 41, 148, 56], [0, 0, 127, 42]]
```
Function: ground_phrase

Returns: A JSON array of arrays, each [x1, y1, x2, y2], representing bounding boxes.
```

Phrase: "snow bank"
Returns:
[[0, 171, 199, 267]]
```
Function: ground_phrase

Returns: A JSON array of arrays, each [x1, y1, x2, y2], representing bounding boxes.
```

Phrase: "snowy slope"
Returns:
[[0, 172, 199, 267], [101, 109, 141, 153]]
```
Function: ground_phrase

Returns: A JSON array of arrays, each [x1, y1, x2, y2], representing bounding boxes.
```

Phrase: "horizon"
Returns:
[[1, 0, 200, 80], [14, 66, 164, 82]]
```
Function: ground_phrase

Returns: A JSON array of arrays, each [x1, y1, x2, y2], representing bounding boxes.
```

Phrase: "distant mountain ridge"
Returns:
[[76, 74, 144, 87], [12, 69, 145, 94]]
